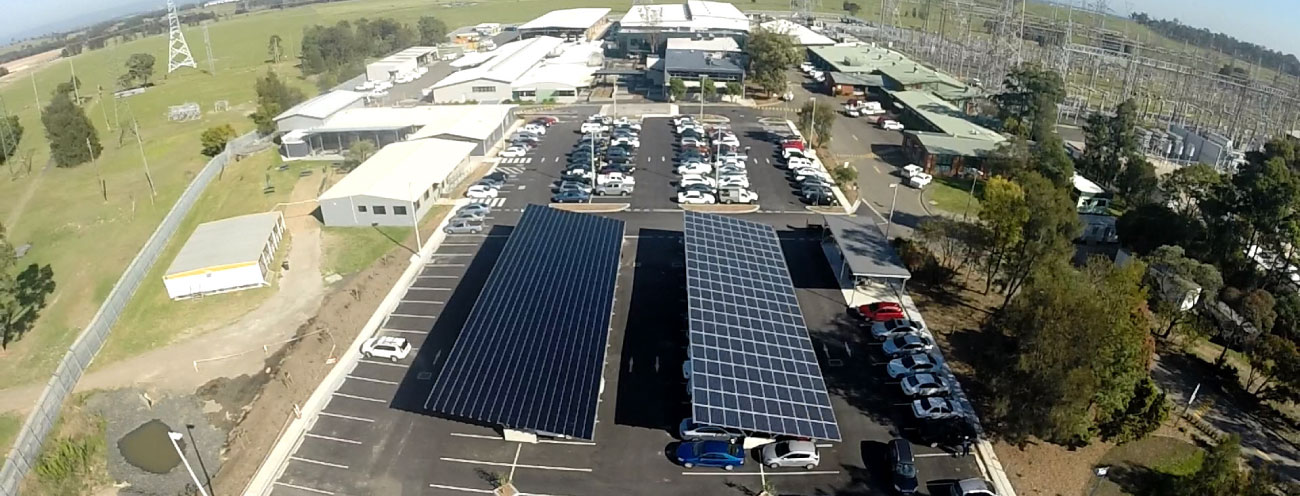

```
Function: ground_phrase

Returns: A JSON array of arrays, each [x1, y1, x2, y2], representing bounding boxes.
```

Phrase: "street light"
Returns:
[[884, 183, 900, 240], [961, 169, 984, 221], [167, 431, 210, 496]]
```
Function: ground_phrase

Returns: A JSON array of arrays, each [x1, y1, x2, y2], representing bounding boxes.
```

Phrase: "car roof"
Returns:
[[956, 479, 994, 492], [888, 438, 913, 459], [783, 440, 817, 452], [373, 336, 407, 346]]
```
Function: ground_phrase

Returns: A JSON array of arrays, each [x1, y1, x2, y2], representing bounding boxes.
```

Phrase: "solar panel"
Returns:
[[426, 205, 624, 440], [683, 211, 841, 441]]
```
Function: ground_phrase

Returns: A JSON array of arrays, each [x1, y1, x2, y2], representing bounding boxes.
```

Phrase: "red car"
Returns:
[[852, 302, 905, 321], [533, 116, 558, 127]]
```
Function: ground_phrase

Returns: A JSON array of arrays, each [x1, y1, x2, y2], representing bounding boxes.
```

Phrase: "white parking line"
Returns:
[[816, 443, 834, 448], [382, 328, 430, 335], [681, 470, 841, 476], [357, 359, 410, 368], [291, 456, 350, 469], [539, 439, 596, 446], [440, 457, 592, 472], [915, 453, 953, 458], [438, 243, 478, 247], [419, 274, 460, 278], [428, 484, 493, 494], [306, 433, 363, 445], [346, 375, 400, 385], [407, 287, 452, 291], [275, 481, 335, 495], [318, 411, 373, 423], [450, 432, 502, 440], [332, 392, 387, 403], [390, 313, 436, 318], [400, 299, 444, 304], [432, 253, 474, 257], [425, 263, 466, 267]]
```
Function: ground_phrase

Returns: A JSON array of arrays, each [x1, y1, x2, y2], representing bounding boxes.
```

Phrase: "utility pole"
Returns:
[[69, 59, 81, 103], [124, 100, 156, 202], [30, 72, 41, 109], [202, 24, 216, 75], [98, 86, 112, 131], [88, 138, 105, 201]]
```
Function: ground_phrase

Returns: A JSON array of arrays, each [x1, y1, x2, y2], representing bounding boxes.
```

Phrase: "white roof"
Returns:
[[620, 0, 750, 32], [165, 212, 283, 277], [319, 139, 478, 202], [519, 8, 611, 30], [760, 19, 836, 45], [666, 37, 741, 52], [513, 42, 604, 89], [433, 36, 564, 88], [1072, 173, 1106, 194], [314, 104, 516, 141], [274, 90, 365, 121], [451, 51, 496, 68]]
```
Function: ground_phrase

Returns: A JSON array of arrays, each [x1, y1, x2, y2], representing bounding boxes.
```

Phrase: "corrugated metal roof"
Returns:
[[666, 37, 741, 52], [274, 90, 365, 121], [759, 19, 835, 46], [619, 0, 749, 32], [908, 131, 1003, 158], [890, 90, 1004, 142], [165, 212, 282, 277], [828, 71, 883, 87], [433, 36, 564, 88], [310, 105, 515, 141], [519, 8, 611, 30], [824, 215, 911, 279], [808, 44, 910, 73], [318, 138, 477, 202]]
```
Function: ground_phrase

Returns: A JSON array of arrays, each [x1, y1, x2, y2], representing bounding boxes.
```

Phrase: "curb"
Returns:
[[679, 204, 760, 214], [549, 203, 630, 213]]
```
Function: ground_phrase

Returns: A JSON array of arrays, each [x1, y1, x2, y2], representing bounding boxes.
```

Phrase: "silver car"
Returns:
[[443, 219, 484, 234], [456, 203, 491, 217], [678, 419, 744, 441], [760, 440, 821, 469]]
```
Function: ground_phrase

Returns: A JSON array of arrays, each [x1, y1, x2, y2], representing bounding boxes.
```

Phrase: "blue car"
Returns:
[[676, 441, 744, 470], [551, 190, 590, 203]]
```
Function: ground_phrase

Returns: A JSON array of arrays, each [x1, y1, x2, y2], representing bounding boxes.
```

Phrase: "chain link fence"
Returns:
[[0, 132, 260, 496]]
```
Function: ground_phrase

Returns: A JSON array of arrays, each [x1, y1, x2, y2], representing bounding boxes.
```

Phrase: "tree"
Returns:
[[250, 69, 305, 135], [746, 28, 801, 97], [996, 172, 1080, 307], [917, 217, 986, 276], [1144, 245, 1223, 337], [40, 91, 101, 168], [985, 136, 1032, 179], [798, 99, 836, 147], [267, 34, 284, 62], [199, 124, 237, 157], [417, 16, 448, 46], [1031, 133, 1075, 188], [117, 53, 156, 89], [1160, 163, 1222, 217], [0, 115, 23, 166], [343, 139, 377, 170], [978, 177, 1029, 293], [994, 63, 1065, 141], [1076, 99, 1144, 195], [829, 163, 857, 187], [0, 67, 8, 78], [1096, 376, 1168, 443], [1240, 289, 1277, 334], [725, 82, 744, 100], [1116, 204, 1204, 255], [842, 1, 862, 16], [1245, 334, 1296, 395], [1170, 435, 1246, 496], [700, 76, 716, 100], [1118, 155, 1158, 205], [0, 224, 56, 349], [668, 77, 686, 102]]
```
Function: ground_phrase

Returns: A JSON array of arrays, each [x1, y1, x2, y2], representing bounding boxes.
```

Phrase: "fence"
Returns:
[[0, 132, 259, 496]]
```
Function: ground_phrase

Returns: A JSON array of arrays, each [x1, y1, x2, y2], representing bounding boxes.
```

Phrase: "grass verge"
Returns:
[[18, 393, 109, 496], [322, 204, 452, 277], [928, 175, 981, 217], [1092, 435, 1202, 496], [0, 412, 20, 463]]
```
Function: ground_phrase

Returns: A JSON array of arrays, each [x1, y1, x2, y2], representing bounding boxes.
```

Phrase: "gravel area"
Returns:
[[87, 389, 225, 496]]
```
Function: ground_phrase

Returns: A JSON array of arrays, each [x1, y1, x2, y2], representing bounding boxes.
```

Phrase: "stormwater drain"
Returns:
[[117, 419, 182, 474]]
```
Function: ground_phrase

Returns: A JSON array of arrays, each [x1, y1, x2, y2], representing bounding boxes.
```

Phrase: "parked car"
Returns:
[[678, 183, 716, 195], [887, 439, 920, 495], [551, 190, 590, 203], [465, 185, 499, 199], [678, 191, 716, 204], [950, 479, 997, 496], [678, 419, 745, 441], [805, 190, 836, 206], [902, 164, 924, 178], [677, 162, 712, 175], [580, 122, 607, 134], [563, 168, 594, 180], [500, 146, 528, 158], [360, 336, 411, 362], [853, 302, 905, 321], [886, 353, 939, 379], [676, 441, 744, 470], [596, 182, 634, 196], [474, 177, 504, 189], [911, 397, 958, 420], [522, 123, 547, 135], [715, 135, 740, 147], [680, 137, 703, 147], [908, 173, 933, 188], [612, 136, 640, 148], [717, 176, 750, 189], [900, 373, 950, 397], [760, 440, 821, 469], [679, 174, 716, 188], [718, 188, 759, 204], [598, 172, 633, 185], [533, 116, 558, 126], [871, 318, 925, 340], [881, 119, 905, 131], [552, 181, 592, 195], [451, 208, 486, 222], [882, 332, 935, 357], [456, 203, 491, 217], [444, 219, 485, 234]]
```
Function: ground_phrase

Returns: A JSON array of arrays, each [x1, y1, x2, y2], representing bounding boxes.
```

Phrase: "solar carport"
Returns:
[[821, 215, 912, 303], [425, 205, 624, 441], [683, 212, 842, 442]]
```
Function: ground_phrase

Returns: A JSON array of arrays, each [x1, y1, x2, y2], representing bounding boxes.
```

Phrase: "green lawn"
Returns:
[[322, 204, 452, 277], [927, 175, 982, 217], [0, 412, 20, 464], [1091, 435, 1202, 496]]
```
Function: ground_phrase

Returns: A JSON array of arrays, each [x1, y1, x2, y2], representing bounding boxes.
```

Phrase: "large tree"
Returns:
[[40, 90, 101, 167], [200, 124, 237, 157], [1145, 245, 1223, 337], [745, 28, 801, 97], [249, 69, 306, 135], [994, 62, 1065, 141], [0, 115, 23, 166], [117, 53, 156, 89], [1160, 163, 1222, 217], [798, 99, 836, 147], [978, 176, 1029, 294], [417, 16, 448, 46], [996, 172, 1081, 307], [1076, 99, 1143, 193], [0, 224, 56, 349]]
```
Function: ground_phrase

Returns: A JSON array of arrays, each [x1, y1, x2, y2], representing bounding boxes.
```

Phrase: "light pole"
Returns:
[[884, 183, 900, 240], [1087, 466, 1110, 496], [407, 181, 422, 252], [961, 169, 983, 221], [589, 127, 600, 204], [167, 432, 210, 496]]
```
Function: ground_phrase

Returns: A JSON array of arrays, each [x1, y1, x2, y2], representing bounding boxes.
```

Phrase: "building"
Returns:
[[429, 36, 602, 103], [1071, 173, 1112, 214], [518, 8, 612, 41], [807, 44, 978, 103], [614, 0, 750, 55], [318, 139, 478, 227], [365, 46, 438, 82], [892, 90, 1004, 175], [279, 104, 517, 160], [827, 72, 884, 96], [163, 212, 286, 300], [660, 49, 745, 91], [665, 37, 741, 54], [758, 19, 835, 46], [272, 90, 367, 134]]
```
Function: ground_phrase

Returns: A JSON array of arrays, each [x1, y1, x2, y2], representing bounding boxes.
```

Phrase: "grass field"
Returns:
[[0, 412, 20, 464], [1092, 435, 1202, 496], [927, 175, 981, 217]]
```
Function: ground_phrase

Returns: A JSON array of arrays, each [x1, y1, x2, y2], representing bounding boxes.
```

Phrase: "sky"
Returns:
[[1, 0, 1297, 56]]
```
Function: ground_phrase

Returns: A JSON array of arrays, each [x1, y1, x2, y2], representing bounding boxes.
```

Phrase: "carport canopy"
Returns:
[[425, 205, 625, 440], [823, 215, 911, 281]]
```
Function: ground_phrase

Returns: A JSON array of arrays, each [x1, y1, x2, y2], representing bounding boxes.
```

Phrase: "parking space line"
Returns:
[[275, 481, 335, 495], [419, 275, 460, 278], [438, 243, 478, 247], [305, 433, 363, 445], [914, 453, 953, 458], [450, 432, 501, 440], [407, 287, 452, 291], [428, 484, 493, 494], [538, 439, 596, 446], [318, 411, 373, 423], [381, 328, 430, 335], [426, 263, 466, 267], [358, 359, 410, 368], [390, 313, 437, 319], [400, 299, 444, 304], [681, 470, 841, 476], [440, 457, 593, 473], [816, 443, 834, 448], [346, 375, 400, 385], [332, 392, 387, 403], [431, 253, 473, 257], [291, 456, 350, 469]]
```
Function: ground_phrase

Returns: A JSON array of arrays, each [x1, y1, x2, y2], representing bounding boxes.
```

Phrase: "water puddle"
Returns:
[[117, 419, 182, 474]]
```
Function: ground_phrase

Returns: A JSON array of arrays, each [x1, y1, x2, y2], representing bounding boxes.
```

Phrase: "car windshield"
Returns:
[[895, 461, 916, 477]]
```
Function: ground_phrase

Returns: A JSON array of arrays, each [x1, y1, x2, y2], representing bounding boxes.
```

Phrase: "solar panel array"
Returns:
[[683, 211, 841, 441], [426, 205, 624, 440]]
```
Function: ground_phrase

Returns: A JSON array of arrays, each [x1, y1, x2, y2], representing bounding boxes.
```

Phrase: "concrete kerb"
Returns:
[[679, 204, 759, 214], [244, 203, 462, 496], [549, 203, 630, 213]]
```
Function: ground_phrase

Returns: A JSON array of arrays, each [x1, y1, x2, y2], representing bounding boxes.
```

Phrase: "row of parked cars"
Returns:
[[671, 116, 760, 205], [445, 184, 500, 234], [776, 140, 838, 206], [552, 115, 640, 202], [851, 301, 961, 421], [500, 117, 556, 158]]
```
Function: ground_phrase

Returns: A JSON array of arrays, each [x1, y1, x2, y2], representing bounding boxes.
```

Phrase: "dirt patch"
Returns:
[[206, 238, 415, 494]]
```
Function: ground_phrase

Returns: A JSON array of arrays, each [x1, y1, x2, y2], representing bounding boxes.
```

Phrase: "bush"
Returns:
[[1098, 376, 1170, 443], [34, 436, 101, 494], [893, 237, 954, 286]]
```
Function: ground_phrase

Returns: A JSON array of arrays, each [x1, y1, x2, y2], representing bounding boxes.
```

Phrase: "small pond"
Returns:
[[117, 419, 182, 474]]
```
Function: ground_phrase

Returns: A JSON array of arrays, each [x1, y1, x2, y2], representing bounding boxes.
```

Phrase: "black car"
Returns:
[[607, 149, 631, 159], [677, 152, 709, 162], [887, 439, 919, 495], [600, 165, 635, 175], [806, 191, 836, 206], [551, 190, 590, 203]]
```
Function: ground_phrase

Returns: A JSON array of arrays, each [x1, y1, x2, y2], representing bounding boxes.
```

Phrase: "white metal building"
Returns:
[[615, 0, 751, 54], [518, 8, 612, 41], [366, 46, 439, 81], [430, 36, 602, 104], [278, 104, 517, 160], [163, 212, 286, 300], [759, 19, 835, 46], [318, 139, 479, 227], [665, 37, 741, 53], [273, 90, 367, 134]]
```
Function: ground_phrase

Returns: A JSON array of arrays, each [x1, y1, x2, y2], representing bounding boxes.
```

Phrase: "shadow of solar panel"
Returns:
[[683, 211, 841, 441], [425, 205, 624, 440]]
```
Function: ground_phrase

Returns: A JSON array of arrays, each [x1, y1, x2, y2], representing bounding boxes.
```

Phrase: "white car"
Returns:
[[717, 176, 750, 189], [886, 353, 939, 379], [678, 419, 744, 441], [791, 169, 832, 183], [718, 152, 748, 162], [781, 91, 795, 101], [679, 174, 716, 188], [598, 172, 634, 185], [715, 166, 746, 177], [786, 157, 813, 168], [580, 122, 607, 134], [719, 188, 759, 204], [809, 70, 824, 79], [900, 373, 950, 397], [901, 164, 924, 178], [760, 441, 821, 470], [680, 137, 703, 147], [613, 136, 640, 148], [881, 120, 905, 131], [613, 118, 641, 131], [677, 162, 712, 175], [361, 336, 411, 362], [456, 203, 492, 217], [500, 146, 528, 158], [871, 318, 924, 340], [522, 124, 546, 135], [465, 185, 499, 199], [677, 123, 705, 135], [677, 191, 716, 204], [799, 62, 814, 72], [715, 135, 740, 148], [911, 397, 958, 420], [883, 332, 935, 357], [908, 173, 933, 188]]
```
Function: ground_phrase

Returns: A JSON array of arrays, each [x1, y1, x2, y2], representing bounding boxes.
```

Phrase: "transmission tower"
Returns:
[[167, 0, 197, 73], [202, 24, 216, 74], [988, 0, 1023, 86]]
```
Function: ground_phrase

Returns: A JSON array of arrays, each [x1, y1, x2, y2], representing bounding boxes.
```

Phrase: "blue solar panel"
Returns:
[[426, 205, 624, 440], [683, 211, 841, 441]]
